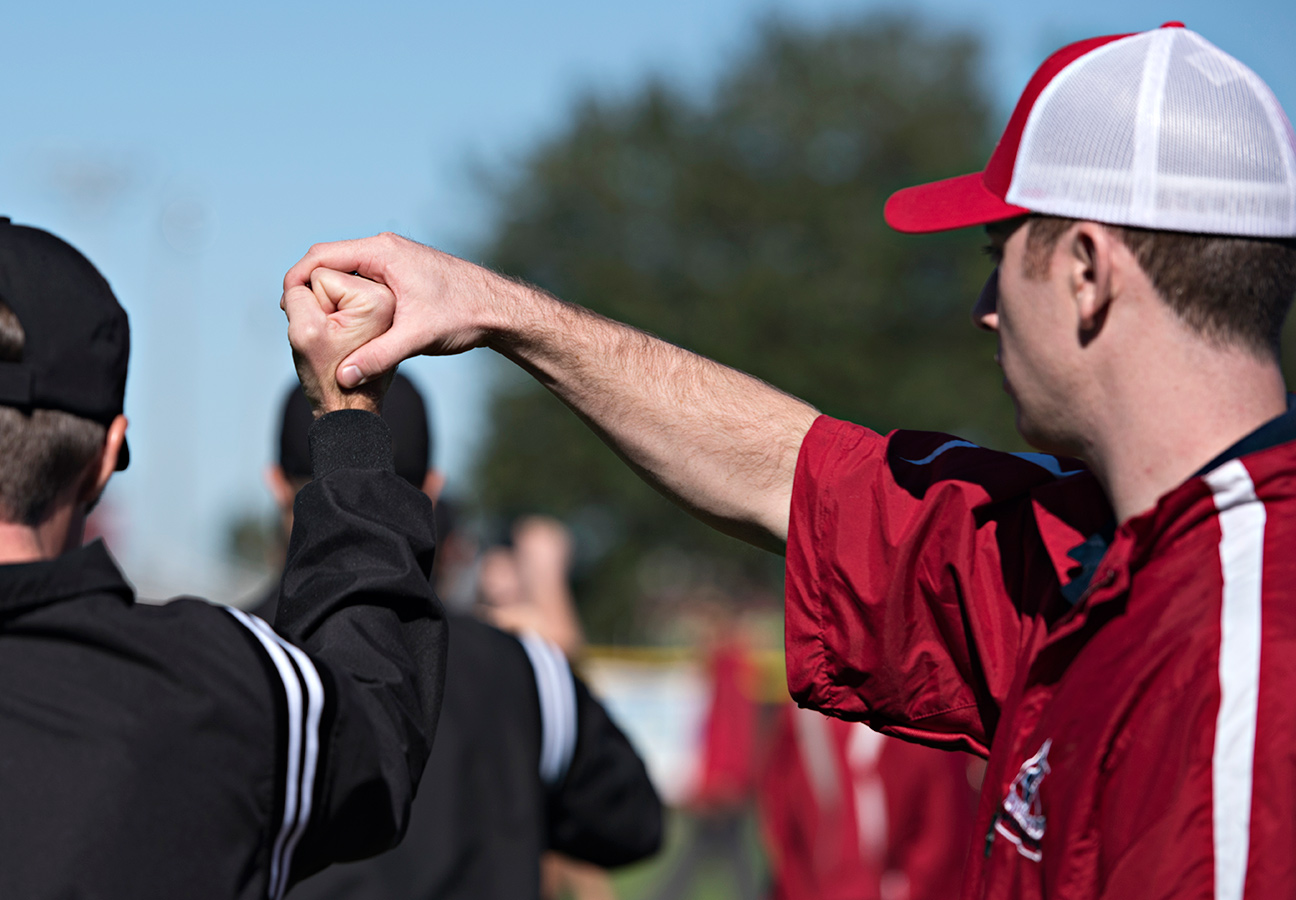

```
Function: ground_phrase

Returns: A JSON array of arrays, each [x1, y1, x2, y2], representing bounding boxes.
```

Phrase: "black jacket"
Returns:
[[273, 613, 663, 900], [0, 411, 446, 900]]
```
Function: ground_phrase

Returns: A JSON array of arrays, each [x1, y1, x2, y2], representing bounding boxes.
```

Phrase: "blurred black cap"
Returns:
[[278, 371, 431, 487], [0, 218, 130, 469]]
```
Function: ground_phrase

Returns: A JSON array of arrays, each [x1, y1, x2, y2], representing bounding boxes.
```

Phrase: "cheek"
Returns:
[[999, 277, 1061, 350]]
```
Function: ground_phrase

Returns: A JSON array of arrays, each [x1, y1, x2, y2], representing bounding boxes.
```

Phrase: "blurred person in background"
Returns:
[[0, 226, 445, 899], [644, 598, 762, 900], [760, 706, 976, 900], [254, 374, 662, 900], [476, 517, 625, 900]]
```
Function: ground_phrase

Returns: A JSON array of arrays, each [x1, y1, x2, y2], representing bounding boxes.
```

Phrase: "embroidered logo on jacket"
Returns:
[[997, 739, 1052, 862]]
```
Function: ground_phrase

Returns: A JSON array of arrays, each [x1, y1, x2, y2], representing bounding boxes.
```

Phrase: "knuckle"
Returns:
[[288, 320, 322, 345]]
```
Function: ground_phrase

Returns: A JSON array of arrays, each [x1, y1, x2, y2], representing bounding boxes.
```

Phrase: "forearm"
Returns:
[[488, 279, 819, 552], [275, 411, 447, 877], [283, 235, 819, 552]]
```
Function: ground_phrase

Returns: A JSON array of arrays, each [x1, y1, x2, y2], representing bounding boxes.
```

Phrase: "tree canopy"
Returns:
[[471, 14, 1022, 641]]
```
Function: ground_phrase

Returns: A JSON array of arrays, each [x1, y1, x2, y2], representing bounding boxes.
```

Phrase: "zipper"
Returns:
[[985, 811, 1000, 858], [1078, 568, 1117, 605]]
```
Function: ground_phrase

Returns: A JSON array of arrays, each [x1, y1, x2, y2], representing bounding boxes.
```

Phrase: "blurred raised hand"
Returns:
[[477, 517, 586, 657], [512, 517, 585, 656]]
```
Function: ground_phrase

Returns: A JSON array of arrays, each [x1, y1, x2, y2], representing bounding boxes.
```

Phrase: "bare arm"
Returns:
[[284, 233, 819, 552]]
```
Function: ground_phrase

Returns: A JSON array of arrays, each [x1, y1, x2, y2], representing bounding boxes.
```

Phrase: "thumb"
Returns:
[[336, 330, 416, 388]]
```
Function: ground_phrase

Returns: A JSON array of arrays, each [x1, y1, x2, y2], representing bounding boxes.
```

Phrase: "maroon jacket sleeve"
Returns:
[[784, 416, 1103, 755]]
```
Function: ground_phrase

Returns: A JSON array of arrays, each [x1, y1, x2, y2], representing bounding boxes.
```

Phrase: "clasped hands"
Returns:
[[281, 232, 509, 417], [282, 267, 397, 416]]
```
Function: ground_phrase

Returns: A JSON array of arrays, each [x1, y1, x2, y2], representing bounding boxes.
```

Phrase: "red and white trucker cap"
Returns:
[[884, 22, 1296, 237]]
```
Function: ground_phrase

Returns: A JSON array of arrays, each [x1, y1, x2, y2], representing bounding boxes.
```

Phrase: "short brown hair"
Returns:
[[0, 303, 106, 526], [1024, 215, 1296, 357]]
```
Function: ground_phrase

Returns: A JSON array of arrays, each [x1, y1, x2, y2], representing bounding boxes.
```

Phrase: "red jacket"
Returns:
[[785, 415, 1296, 899], [759, 704, 974, 900]]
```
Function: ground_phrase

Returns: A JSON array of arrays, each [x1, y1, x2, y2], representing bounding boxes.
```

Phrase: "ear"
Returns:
[[1068, 223, 1118, 343], [80, 415, 128, 505], [421, 469, 445, 505], [264, 465, 297, 514]]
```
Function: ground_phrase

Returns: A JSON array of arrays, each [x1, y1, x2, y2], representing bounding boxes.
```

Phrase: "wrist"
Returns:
[[313, 388, 381, 417], [316, 372, 391, 417], [301, 367, 390, 418], [482, 275, 565, 359]]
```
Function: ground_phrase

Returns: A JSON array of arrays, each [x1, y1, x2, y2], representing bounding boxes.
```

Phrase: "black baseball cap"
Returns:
[[278, 371, 432, 487], [0, 219, 130, 469]]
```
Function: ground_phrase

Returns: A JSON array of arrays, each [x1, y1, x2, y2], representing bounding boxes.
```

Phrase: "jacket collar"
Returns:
[[1194, 399, 1296, 479], [0, 539, 134, 620], [1036, 402, 1296, 606]]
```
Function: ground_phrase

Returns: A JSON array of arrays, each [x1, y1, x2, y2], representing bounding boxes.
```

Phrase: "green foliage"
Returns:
[[472, 14, 1021, 640], [224, 509, 280, 573]]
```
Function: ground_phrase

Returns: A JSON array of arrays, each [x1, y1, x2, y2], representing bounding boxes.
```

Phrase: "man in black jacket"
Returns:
[[254, 374, 662, 900], [0, 222, 445, 900]]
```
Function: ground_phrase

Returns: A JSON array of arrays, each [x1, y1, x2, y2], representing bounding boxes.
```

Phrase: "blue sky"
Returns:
[[1, 0, 1291, 599]]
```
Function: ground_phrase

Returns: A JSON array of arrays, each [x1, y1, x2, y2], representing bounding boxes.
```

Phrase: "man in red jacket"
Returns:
[[646, 622, 762, 900], [283, 21, 1296, 899]]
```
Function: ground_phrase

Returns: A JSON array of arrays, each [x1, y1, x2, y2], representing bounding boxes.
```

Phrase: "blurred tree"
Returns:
[[472, 14, 1021, 641]]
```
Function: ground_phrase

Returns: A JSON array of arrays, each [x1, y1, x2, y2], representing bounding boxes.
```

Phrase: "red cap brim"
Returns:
[[884, 172, 1029, 234]]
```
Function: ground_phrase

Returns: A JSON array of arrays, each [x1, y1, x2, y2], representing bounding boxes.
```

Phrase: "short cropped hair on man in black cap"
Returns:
[[0, 222, 447, 900], [0, 219, 129, 555], [0, 304, 113, 526], [252, 374, 662, 900]]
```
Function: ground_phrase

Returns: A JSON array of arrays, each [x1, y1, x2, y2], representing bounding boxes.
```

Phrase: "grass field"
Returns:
[[608, 809, 768, 900]]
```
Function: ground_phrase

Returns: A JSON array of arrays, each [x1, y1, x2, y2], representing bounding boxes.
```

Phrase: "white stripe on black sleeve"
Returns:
[[1204, 460, 1265, 900], [518, 632, 579, 787], [225, 608, 324, 900], [243, 614, 325, 900]]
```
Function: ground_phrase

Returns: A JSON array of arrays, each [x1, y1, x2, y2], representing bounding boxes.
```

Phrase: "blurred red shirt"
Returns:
[[691, 638, 759, 809], [760, 704, 975, 900]]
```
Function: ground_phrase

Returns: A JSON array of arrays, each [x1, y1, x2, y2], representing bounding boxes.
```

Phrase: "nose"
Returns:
[[972, 269, 999, 331]]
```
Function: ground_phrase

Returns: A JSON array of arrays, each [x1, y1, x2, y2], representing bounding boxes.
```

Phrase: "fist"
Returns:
[[283, 268, 396, 415], [512, 516, 574, 582]]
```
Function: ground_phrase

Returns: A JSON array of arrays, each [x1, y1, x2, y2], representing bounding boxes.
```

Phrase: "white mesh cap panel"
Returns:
[[1006, 27, 1296, 237], [1010, 35, 1148, 220]]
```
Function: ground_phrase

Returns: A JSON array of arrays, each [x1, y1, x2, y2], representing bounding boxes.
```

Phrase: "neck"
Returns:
[[0, 504, 82, 564], [1081, 341, 1287, 524]]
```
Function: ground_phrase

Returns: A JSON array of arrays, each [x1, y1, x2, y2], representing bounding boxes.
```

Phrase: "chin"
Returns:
[[1014, 407, 1081, 458]]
